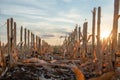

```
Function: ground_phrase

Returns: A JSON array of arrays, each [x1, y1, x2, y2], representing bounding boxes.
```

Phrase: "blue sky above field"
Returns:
[[0, 0, 118, 45]]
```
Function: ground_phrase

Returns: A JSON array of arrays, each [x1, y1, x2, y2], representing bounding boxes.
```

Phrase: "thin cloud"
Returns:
[[41, 34, 55, 38], [62, 0, 72, 3], [58, 8, 81, 22]]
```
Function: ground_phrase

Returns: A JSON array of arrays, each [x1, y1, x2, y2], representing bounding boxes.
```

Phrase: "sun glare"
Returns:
[[101, 31, 110, 39]]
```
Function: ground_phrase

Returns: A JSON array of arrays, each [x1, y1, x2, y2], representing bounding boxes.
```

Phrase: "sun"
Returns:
[[101, 31, 110, 39]]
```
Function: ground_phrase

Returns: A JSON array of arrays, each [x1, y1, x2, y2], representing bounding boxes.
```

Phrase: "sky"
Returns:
[[0, 0, 119, 45]]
